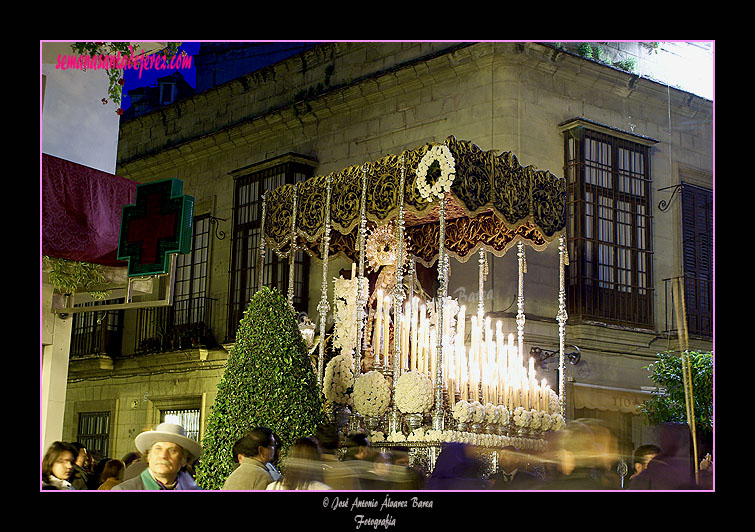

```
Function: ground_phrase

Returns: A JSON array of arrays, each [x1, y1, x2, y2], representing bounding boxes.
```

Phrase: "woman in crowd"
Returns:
[[42, 441, 78, 490], [98, 459, 126, 490], [266, 437, 331, 490]]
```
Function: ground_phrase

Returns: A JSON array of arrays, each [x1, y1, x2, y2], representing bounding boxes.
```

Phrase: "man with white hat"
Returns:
[[113, 423, 203, 490]]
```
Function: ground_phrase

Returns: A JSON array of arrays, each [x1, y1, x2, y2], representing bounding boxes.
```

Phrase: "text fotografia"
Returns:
[[325, 494, 433, 528], [55, 46, 193, 79]]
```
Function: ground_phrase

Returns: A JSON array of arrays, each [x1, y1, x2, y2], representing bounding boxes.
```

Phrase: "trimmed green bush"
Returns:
[[638, 350, 713, 434], [194, 286, 324, 489]]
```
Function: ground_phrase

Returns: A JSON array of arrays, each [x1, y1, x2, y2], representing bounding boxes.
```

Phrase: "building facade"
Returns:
[[60, 42, 713, 463]]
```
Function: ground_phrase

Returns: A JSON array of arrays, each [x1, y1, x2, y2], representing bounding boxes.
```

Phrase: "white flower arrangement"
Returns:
[[452, 400, 474, 423], [540, 413, 553, 432], [386, 431, 407, 442], [369, 431, 386, 443], [513, 406, 531, 428], [332, 275, 362, 356], [407, 427, 426, 442], [528, 409, 542, 430], [550, 413, 565, 431], [352, 370, 391, 417], [323, 352, 355, 406], [549, 389, 560, 413], [395, 371, 434, 414], [498, 405, 510, 426], [425, 429, 446, 442], [415, 144, 456, 201], [484, 402, 500, 425], [470, 401, 486, 424]]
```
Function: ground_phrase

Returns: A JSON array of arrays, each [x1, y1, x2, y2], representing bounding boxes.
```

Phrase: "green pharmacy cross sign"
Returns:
[[118, 179, 194, 277]]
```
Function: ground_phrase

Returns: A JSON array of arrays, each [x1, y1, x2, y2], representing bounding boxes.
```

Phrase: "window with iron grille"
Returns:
[[563, 122, 654, 327], [173, 214, 211, 327], [77, 411, 110, 458], [71, 299, 124, 357], [228, 155, 316, 340], [681, 183, 713, 336], [134, 214, 214, 352], [161, 409, 201, 442]]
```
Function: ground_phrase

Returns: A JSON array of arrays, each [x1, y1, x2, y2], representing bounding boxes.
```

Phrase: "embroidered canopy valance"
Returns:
[[262, 136, 565, 266]]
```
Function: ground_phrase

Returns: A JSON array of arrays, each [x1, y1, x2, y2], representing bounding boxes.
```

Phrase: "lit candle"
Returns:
[[422, 305, 429, 374], [529, 357, 536, 411], [430, 326, 437, 386], [373, 291, 383, 366], [540, 378, 547, 412], [404, 308, 410, 372], [383, 294, 391, 368], [513, 380, 520, 409], [411, 297, 419, 372], [460, 345, 468, 401], [496, 321, 504, 405]]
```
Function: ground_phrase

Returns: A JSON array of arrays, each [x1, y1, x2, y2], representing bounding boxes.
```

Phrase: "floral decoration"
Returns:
[[528, 409, 542, 430], [386, 431, 407, 442], [415, 144, 456, 201], [323, 352, 355, 406], [395, 371, 434, 414], [470, 401, 486, 424], [332, 274, 364, 356], [539, 413, 552, 432], [550, 413, 565, 431], [513, 406, 531, 428], [484, 402, 500, 425], [352, 370, 391, 417], [452, 400, 474, 423]]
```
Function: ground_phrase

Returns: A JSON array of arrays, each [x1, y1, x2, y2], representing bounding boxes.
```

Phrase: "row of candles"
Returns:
[[371, 289, 552, 414]]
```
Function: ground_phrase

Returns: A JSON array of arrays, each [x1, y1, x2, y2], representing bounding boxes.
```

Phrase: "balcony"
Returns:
[[663, 275, 712, 338], [70, 302, 124, 359], [134, 297, 217, 353]]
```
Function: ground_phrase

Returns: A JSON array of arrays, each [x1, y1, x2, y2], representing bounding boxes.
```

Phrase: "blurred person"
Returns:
[[579, 418, 621, 489], [489, 446, 541, 490], [222, 427, 276, 490], [42, 441, 78, 490], [69, 442, 92, 490], [266, 432, 282, 481], [121, 451, 141, 468], [629, 423, 697, 490], [98, 459, 126, 490], [361, 450, 397, 490], [629, 444, 661, 482], [544, 421, 604, 490], [112, 423, 203, 490], [391, 446, 425, 490], [316, 423, 360, 490], [344, 432, 372, 461], [266, 437, 331, 490], [342, 432, 375, 488], [698, 452, 713, 490], [425, 442, 487, 490]]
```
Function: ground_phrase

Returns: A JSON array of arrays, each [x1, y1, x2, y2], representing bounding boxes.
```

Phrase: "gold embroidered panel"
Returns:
[[263, 136, 565, 261]]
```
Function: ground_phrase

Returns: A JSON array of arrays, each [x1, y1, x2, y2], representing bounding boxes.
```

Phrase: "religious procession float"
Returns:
[[260, 136, 569, 474]]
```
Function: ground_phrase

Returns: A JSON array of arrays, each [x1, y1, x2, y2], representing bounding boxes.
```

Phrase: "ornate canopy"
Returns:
[[263, 136, 565, 266]]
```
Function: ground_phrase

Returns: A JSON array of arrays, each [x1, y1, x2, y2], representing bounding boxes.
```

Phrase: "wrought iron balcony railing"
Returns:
[[134, 297, 217, 353]]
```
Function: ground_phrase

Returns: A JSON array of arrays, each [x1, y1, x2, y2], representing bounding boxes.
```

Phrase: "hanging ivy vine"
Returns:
[[69, 41, 182, 115], [43, 256, 111, 300]]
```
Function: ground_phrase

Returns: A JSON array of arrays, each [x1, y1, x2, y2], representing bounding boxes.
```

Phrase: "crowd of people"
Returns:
[[42, 419, 713, 491]]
